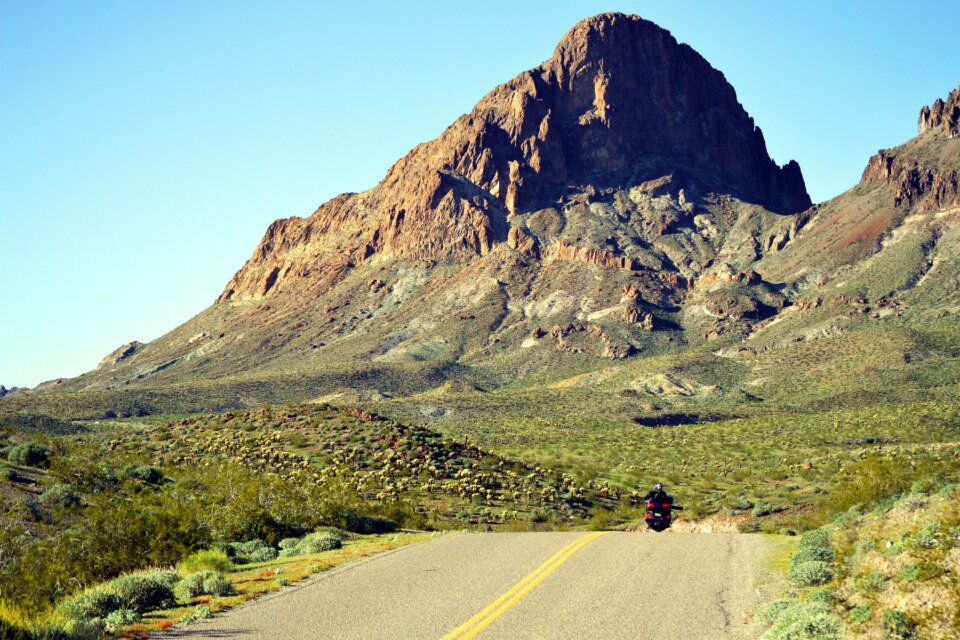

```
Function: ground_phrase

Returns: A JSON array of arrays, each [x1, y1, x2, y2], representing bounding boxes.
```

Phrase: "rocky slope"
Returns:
[[4, 15, 960, 421]]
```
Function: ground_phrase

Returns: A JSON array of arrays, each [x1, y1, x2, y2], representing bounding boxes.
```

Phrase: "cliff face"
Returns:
[[860, 87, 960, 213], [220, 12, 810, 303]]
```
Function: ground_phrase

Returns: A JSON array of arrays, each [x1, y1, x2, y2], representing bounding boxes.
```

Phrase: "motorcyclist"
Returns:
[[643, 482, 674, 505]]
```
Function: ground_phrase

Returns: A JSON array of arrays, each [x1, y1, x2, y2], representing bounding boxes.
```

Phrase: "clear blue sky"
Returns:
[[2, 1, 958, 388]]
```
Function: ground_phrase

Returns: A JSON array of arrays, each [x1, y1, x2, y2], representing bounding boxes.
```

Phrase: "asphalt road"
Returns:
[[174, 532, 767, 639]]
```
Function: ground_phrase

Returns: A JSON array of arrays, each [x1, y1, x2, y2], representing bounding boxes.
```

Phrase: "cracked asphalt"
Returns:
[[174, 532, 766, 639]]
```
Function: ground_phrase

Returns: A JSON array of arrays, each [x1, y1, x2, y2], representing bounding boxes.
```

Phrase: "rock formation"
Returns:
[[97, 341, 143, 369], [919, 86, 960, 138], [219, 12, 809, 303], [861, 86, 960, 212]]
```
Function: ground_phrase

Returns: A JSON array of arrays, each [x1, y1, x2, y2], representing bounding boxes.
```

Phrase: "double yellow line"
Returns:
[[441, 532, 607, 639]]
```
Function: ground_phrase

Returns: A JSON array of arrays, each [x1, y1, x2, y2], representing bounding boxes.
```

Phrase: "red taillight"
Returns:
[[662, 503, 671, 508], [645, 513, 652, 519], [647, 502, 655, 508], [666, 514, 672, 519]]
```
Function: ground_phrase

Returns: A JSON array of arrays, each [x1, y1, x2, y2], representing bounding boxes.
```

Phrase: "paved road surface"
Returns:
[[174, 532, 767, 639]]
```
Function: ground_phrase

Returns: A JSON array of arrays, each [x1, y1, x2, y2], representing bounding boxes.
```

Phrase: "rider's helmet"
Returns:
[[654, 482, 663, 492]]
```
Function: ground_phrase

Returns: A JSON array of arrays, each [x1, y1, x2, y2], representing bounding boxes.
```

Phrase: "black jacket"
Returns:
[[644, 490, 674, 504]]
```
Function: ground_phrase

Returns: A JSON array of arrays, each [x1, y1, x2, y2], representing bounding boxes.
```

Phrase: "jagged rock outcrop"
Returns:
[[861, 86, 960, 212], [219, 12, 809, 303], [862, 151, 960, 212], [919, 86, 960, 138], [97, 341, 143, 369]]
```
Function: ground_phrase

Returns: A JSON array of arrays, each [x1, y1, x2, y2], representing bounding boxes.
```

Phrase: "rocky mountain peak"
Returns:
[[218, 13, 810, 302], [919, 85, 960, 137]]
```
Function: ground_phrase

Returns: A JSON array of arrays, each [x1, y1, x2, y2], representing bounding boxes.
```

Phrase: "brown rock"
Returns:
[[507, 227, 540, 259], [219, 12, 810, 302], [919, 86, 960, 138]]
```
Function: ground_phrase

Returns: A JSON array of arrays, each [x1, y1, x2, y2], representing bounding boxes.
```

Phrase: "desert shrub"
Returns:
[[906, 520, 943, 551], [180, 605, 212, 624], [138, 568, 179, 588], [229, 539, 276, 564], [278, 531, 342, 557], [793, 544, 835, 564], [854, 570, 888, 594], [179, 549, 232, 574], [313, 527, 349, 541], [787, 561, 834, 587], [756, 600, 845, 640], [344, 513, 396, 534], [755, 599, 795, 626], [57, 588, 121, 620], [2, 467, 16, 482], [792, 529, 836, 566], [7, 443, 50, 467], [882, 609, 915, 639], [39, 484, 80, 510], [104, 608, 140, 632], [849, 604, 872, 623], [108, 572, 176, 613], [126, 466, 164, 484], [199, 572, 234, 597], [805, 589, 838, 606], [277, 538, 300, 551], [174, 571, 235, 602]]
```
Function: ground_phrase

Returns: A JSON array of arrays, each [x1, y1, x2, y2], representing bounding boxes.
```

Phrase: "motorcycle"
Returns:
[[645, 500, 683, 532]]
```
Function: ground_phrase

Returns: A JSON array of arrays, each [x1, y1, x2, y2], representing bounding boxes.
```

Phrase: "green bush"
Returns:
[[793, 544, 835, 564], [108, 572, 176, 613], [805, 589, 838, 606], [899, 563, 921, 582], [854, 570, 888, 594], [127, 466, 164, 484], [104, 608, 141, 632], [7, 443, 50, 467], [279, 531, 343, 558], [174, 571, 235, 601], [756, 600, 845, 640], [849, 604, 872, 623], [755, 599, 795, 626], [180, 549, 232, 574], [181, 605, 213, 624], [277, 538, 300, 551], [787, 561, 834, 587], [2, 467, 16, 482], [39, 484, 81, 510], [882, 609, 916, 639], [57, 588, 121, 620], [229, 539, 277, 564]]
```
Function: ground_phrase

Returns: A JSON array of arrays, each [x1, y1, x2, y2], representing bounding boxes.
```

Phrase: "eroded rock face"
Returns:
[[862, 151, 960, 212], [219, 12, 810, 303], [919, 86, 960, 138], [860, 85, 960, 212]]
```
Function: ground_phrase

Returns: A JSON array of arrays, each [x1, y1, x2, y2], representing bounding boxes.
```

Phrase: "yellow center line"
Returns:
[[442, 531, 608, 640]]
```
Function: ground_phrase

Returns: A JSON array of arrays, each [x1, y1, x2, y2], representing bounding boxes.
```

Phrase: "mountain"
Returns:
[[4, 13, 959, 424]]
